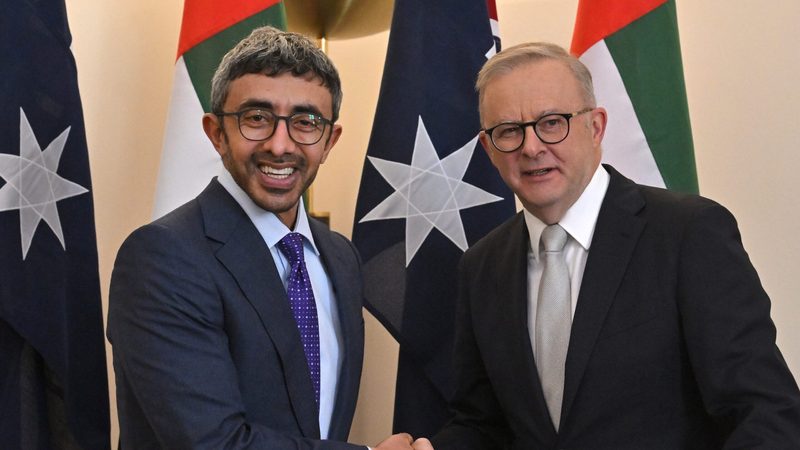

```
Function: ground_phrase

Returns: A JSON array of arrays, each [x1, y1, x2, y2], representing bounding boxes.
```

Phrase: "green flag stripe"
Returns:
[[183, 4, 287, 113], [604, 0, 698, 193]]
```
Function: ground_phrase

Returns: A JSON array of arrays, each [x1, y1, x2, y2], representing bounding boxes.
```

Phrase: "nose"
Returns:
[[519, 124, 546, 158], [265, 118, 295, 156]]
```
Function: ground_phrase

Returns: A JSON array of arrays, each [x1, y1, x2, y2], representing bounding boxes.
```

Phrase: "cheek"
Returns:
[[318, 147, 331, 165], [493, 161, 519, 186], [308, 146, 330, 167], [494, 156, 518, 176], [219, 151, 239, 176], [222, 148, 241, 168], [222, 145, 258, 174]]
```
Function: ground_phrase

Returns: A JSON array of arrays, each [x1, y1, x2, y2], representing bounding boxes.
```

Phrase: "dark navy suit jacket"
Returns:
[[108, 179, 366, 449]]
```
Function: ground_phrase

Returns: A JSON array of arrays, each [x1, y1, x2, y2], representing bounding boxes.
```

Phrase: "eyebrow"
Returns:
[[237, 100, 326, 118], [538, 109, 561, 117], [291, 103, 325, 117], [238, 100, 274, 110], [490, 109, 572, 126]]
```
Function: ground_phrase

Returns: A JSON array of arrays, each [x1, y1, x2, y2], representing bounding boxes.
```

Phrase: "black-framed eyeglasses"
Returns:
[[216, 108, 333, 145], [482, 107, 594, 153]]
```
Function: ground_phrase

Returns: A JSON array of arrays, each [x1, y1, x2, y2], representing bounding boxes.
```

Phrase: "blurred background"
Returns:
[[63, 0, 800, 445]]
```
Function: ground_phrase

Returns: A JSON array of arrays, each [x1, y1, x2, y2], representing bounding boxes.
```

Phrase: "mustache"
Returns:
[[251, 153, 306, 166]]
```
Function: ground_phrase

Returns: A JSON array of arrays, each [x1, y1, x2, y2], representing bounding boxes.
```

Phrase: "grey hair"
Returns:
[[476, 42, 596, 119], [210, 26, 342, 122]]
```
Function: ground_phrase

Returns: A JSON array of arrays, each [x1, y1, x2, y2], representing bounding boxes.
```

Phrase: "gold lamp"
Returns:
[[284, 0, 394, 40], [285, 0, 394, 224]]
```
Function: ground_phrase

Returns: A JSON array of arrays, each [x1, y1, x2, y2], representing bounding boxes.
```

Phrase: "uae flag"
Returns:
[[571, 0, 698, 193], [352, 0, 515, 437], [0, 0, 110, 448], [153, 0, 287, 218]]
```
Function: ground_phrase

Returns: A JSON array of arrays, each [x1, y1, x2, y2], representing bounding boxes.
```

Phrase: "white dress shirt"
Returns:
[[524, 165, 610, 352], [218, 170, 344, 439]]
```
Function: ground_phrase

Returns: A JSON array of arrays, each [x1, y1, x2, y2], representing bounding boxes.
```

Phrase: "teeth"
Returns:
[[531, 168, 550, 176], [261, 166, 294, 179]]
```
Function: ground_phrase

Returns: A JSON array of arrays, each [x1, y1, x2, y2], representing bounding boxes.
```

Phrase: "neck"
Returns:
[[277, 204, 299, 229], [527, 206, 566, 226]]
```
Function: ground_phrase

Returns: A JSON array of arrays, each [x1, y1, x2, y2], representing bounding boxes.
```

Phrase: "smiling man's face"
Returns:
[[203, 72, 341, 228]]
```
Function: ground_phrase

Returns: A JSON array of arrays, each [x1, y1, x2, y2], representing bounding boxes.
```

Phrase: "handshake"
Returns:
[[373, 433, 434, 450]]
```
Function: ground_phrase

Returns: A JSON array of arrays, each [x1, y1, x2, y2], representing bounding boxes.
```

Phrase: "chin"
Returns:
[[263, 198, 300, 215], [246, 187, 295, 211]]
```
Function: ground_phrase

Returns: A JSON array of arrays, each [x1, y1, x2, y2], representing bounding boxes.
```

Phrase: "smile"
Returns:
[[529, 168, 552, 176], [260, 165, 295, 180]]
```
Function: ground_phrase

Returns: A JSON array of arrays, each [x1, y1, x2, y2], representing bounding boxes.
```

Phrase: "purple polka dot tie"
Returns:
[[277, 232, 320, 405]]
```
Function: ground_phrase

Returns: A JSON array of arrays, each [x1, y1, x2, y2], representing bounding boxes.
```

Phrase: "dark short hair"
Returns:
[[210, 26, 342, 122]]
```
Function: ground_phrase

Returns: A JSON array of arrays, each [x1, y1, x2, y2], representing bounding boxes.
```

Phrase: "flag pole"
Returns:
[[284, 0, 394, 225], [305, 36, 329, 225]]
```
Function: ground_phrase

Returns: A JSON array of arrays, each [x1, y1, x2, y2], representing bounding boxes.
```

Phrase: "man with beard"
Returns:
[[108, 26, 431, 450]]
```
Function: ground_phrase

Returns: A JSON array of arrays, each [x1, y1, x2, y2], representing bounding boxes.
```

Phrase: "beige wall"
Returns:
[[65, 0, 800, 446]]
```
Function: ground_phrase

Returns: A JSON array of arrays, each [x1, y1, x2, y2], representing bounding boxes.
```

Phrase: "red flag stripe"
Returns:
[[177, 0, 281, 57], [486, 0, 498, 21], [570, 0, 667, 56]]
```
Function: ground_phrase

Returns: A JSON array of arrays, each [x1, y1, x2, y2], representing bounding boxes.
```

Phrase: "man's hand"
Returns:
[[373, 433, 435, 450], [412, 437, 434, 450], [374, 433, 414, 449]]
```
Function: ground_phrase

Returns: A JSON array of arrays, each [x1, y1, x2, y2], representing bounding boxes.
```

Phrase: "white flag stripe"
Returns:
[[153, 57, 223, 219], [581, 40, 666, 189]]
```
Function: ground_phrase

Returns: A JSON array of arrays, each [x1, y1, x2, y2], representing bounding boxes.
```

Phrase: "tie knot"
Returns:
[[277, 232, 305, 265], [541, 224, 567, 253]]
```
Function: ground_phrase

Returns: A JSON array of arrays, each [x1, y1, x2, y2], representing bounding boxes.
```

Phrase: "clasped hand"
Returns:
[[374, 432, 434, 450]]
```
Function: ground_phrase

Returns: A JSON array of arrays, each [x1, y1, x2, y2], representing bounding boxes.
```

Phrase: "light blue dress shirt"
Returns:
[[217, 170, 344, 439]]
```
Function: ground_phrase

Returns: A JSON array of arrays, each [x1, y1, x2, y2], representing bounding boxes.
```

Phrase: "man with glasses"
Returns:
[[431, 42, 800, 449], [108, 26, 431, 450]]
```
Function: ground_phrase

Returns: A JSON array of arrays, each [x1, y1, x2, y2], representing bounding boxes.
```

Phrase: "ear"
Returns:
[[479, 131, 497, 166], [319, 123, 342, 164], [590, 107, 608, 148], [202, 113, 227, 157]]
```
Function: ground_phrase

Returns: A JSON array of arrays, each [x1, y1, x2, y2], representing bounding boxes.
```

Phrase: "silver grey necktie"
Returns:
[[535, 224, 571, 430]]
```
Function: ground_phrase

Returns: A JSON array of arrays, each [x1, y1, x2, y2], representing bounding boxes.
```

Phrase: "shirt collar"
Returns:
[[523, 164, 610, 261], [216, 169, 320, 255]]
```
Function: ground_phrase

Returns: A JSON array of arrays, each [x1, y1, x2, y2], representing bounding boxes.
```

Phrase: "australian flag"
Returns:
[[0, 1, 110, 448], [352, 0, 515, 437]]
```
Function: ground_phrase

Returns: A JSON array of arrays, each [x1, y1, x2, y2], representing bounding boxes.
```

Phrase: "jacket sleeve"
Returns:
[[677, 201, 800, 448]]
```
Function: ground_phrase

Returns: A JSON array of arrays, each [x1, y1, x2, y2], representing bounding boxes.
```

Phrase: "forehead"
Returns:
[[481, 59, 584, 119], [225, 72, 333, 114]]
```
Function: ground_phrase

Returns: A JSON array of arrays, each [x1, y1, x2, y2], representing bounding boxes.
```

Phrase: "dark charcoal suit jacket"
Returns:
[[432, 165, 800, 449], [108, 179, 366, 449]]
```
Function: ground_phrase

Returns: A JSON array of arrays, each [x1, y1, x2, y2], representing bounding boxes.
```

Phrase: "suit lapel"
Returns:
[[310, 219, 363, 440], [199, 180, 321, 439], [492, 214, 556, 437], [561, 167, 646, 423]]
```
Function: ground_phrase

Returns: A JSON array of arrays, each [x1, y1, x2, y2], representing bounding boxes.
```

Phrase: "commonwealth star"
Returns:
[[0, 108, 89, 259], [360, 116, 503, 266]]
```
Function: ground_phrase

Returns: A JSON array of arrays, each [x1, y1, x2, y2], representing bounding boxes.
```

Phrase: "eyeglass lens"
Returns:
[[490, 114, 570, 151], [238, 109, 327, 144]]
